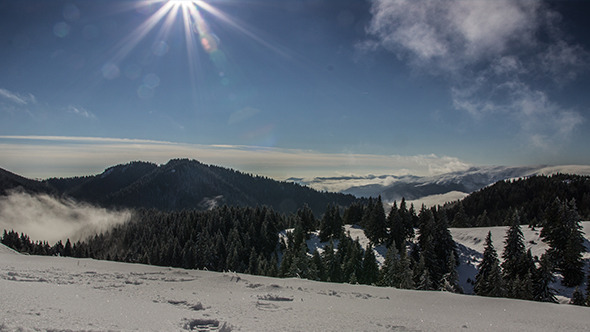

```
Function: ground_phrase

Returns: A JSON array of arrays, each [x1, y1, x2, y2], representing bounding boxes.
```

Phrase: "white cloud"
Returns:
[[0, 189, 131, 243], [68, 105, 97, 119], [364, 0, 587, 149], [0, 135, 471, 180], [367, 0, 542, 71], [0, 88, 36, 105], [540, 41, 589, 83]]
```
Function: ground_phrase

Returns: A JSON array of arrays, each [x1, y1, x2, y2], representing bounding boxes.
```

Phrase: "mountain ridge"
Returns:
[[0, 159, 360, 215]]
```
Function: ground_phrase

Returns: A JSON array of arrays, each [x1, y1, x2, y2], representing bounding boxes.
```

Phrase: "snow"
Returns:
[[284, 222, 590, 302], [407, 190, 469, 208], [452, 221, 590, 299], [2, 244, 590, 331]]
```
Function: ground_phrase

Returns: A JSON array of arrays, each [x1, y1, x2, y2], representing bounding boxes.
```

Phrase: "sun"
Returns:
[[105, 0, 289, 96]]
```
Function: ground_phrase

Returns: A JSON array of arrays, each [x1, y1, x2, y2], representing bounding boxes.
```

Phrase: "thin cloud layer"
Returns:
[[0, 88, 36, 105], [0, 136, 471, 180], [364, 0, 588, 150]]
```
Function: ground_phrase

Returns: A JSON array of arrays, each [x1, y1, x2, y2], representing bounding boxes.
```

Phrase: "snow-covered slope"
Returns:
[[287, 222, 590, 303], [452, 221, 590, 301], [1, 243, 589, 332]]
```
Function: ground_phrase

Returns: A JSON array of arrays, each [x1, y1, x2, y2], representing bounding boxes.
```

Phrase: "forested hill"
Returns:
[[444, 173, 590, 227], [0, 159, 360, 215]]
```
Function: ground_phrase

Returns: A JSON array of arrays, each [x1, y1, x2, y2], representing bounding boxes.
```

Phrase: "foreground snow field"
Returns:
[[1, 244, 589, 332]]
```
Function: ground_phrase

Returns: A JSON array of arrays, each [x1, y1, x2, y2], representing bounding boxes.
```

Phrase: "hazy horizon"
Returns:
[[1, 0, 590, 178]]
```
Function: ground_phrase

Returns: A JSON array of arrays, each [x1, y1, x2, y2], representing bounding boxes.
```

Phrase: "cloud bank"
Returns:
[[0, 135, 471, 180], [363, 0, 588, 150], [0, 189, 132, 243]]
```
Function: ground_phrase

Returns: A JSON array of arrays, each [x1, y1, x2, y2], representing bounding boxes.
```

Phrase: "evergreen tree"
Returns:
[[474, 232, 503, 297], [360, 244, 379, 285], [532, 253, 557, 303], [396, 198, 415, 242], [288, 242, 310, 278], [452, 202, 469, 227], [501, 211, 525, 296], [319, 205, 344, 242], [570, 287, 585, 306], [379, 243, 399, 287], [63, 239, 73, 257], [310, 250, 325, 281], [440, 253, 462, 293], [414, 254, 433, 290], [386, 202, 404, 251], [296, 204, 316, 236], [541, 198, 586, 287], [322, 240, 341, 283], [343, 202, 364, 226], [246, 247, 259, 275], [364, 196, 387, 244], [432, 208, 457, 288], [397, 246, 414, 290]]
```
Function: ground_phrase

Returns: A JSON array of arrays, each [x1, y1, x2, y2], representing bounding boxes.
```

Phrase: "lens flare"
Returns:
[[103, 0, 292, 104]]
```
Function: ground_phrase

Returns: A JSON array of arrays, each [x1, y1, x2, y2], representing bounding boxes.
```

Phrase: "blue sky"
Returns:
[[1, 0, 589, 179]]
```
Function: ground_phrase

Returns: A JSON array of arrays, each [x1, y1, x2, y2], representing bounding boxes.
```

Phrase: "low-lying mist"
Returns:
[[0, 189, 132, 243]]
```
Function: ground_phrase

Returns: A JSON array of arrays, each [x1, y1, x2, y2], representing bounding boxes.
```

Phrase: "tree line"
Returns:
[[443, 174, 590, 227], [2, 191, 588, 305]]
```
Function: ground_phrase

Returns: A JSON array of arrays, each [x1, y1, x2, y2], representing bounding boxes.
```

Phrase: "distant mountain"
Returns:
[[292, 165, 590, 205], [0, 159, 359, 215]]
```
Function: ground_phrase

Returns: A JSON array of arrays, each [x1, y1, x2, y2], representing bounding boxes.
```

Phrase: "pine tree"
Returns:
[[501, 211, 525, 296], [474, 232, 503, 297], [364, 196, 387, 244], [379, 243, 400, 287], [452, 202, 469, 227], [397, 246, 415, 290], [432, 208, 457, 288], [386, 202, 404, 251], [360, 244, 379, 285], [415, 254, 433, 290], [63, 239, 73, 257], [322, 240, 341, 283], [541, 198, 586, 287], [296, 204, 316, 236], [440, 253, 462, 293], [319, 205, 344, 242], [570, 287, 585, 306], [310, 250, 325, 281], [398, 198, 415, 241], [532, 253, 557, 303], [502, 211, 525, 279]]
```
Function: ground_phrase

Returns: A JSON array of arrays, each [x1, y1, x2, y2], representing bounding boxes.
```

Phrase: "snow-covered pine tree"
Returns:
[[440, 252, 463, 293], [474, 231, 503, 297], [379, 243, 400, 287], [501, 210, 526, 297], [398, 249, 414, 290]]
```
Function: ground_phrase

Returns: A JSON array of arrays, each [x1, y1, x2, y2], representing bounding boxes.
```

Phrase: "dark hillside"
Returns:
[[1, 159, 360, 215], [444, 174, 590, 227]]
